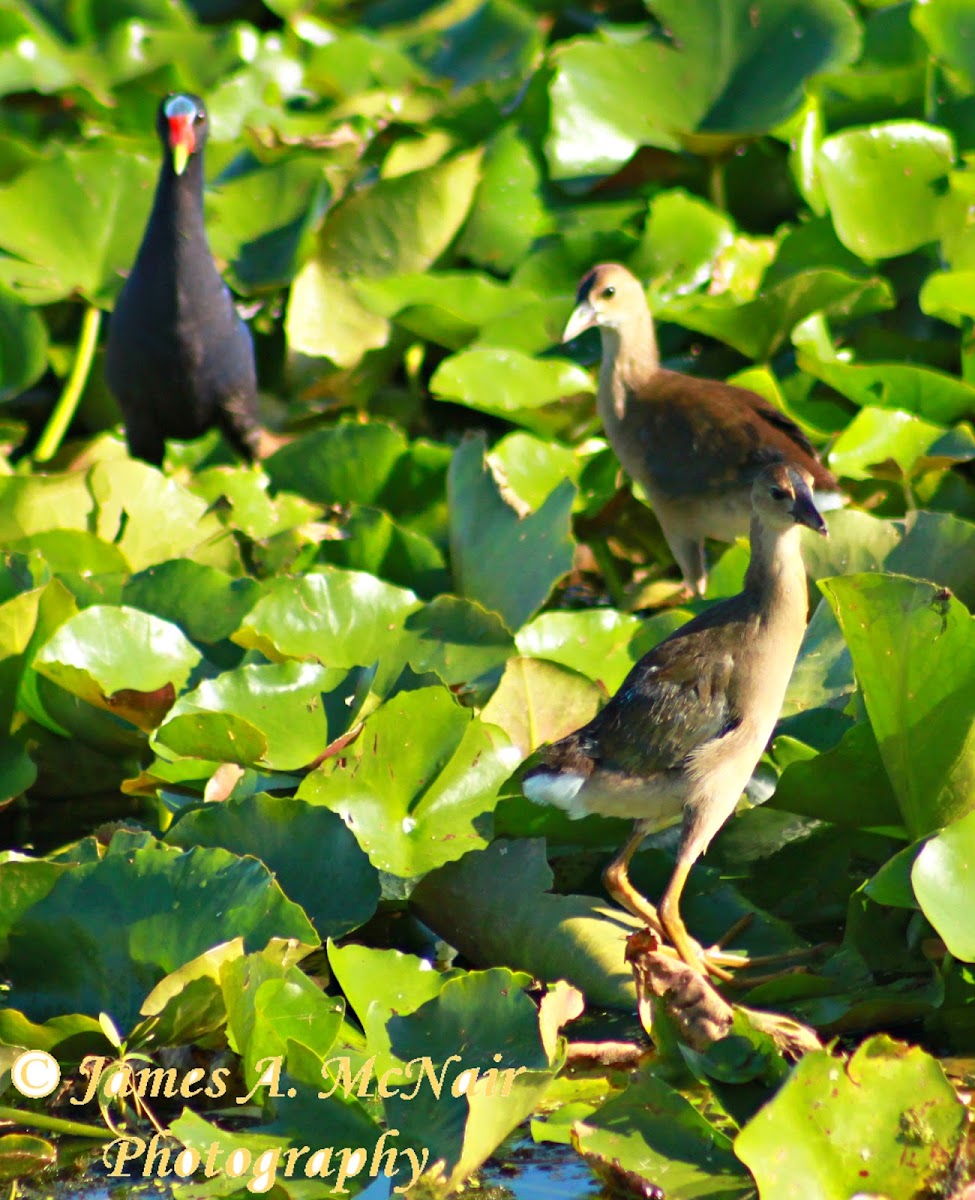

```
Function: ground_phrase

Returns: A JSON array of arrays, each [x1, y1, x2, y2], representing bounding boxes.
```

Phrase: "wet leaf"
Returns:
[[735, 1035, 966, 1199], [448, 436, 575, 631], [821, 574, 975, 835], [297, 687, 517, 879]]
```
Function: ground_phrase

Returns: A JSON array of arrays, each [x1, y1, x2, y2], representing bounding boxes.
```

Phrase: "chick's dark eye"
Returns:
[[601, 285, 616, 299], [194, 112, 205, 123], [769, 485, 790, 501]]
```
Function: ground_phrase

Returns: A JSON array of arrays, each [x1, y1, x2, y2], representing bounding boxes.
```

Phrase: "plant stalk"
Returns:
[[34, 305, 102, 464], [0, 1105, 108, 1140]]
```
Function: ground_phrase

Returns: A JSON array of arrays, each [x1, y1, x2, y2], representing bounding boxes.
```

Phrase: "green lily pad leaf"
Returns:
[[662, 268, 892, 360], [151, 712, 268, 771], [167, 793, 380, 939], [34, 606, 201, 732], [0, 142, 156, 305], [0, 283, 48, 403], [131, 938, 250, 1050], [735, 1035, 966, 1199], [886, 510, 975, 608], [404, 596, 514, 687], [297, 687, 517, 879], [286, 151, 481, 368], [0, 586, 43, 733], [221, 951, 345, 1088], [912, 808, 975, 961], [88, 459, 236, 573], [0, 1009, 104, 1059], [632, 190, 734, 296], [864, 842, 922, 909], [546, 0, 861, 178], [481, 656, 603, 759], [385, 967, 556, 1188], [2, 841, 317, 1032], [821, 573, 975, 836], [188, 464, 320, 542], [0, 740, 37, 807], [457, 124, 549, 273], [169, 1101, 380, 1200], [328, 943, 459, 1070], [799, 352, 975, 424], [122, 561, 261, 645], [771, 722, 901, 827], [487, 433, 580, 514], [155, 662, 339, 771], [913, 0, 975, 88], [448, 436, 575, 631], [206, 153, 329, 294], [264, 420, 407, 507], [515, 609, 691, 695], [7, 531, 129, 576], [0, 1134, 56, 1180], [233, 567, 421, 673], [575, 1075, 750, 1199], [322, 505, 448, 598], [356, 271, 535, 351], [411, 839, 638, 1010], [0, 474, 95, 542], [828, 407, 975, 480], [799, 509, 902, 582], [431, 347, 593, 419], [413, 0, 540, 90], [817, 121, 954, 260], [918, 267, 975, 326]]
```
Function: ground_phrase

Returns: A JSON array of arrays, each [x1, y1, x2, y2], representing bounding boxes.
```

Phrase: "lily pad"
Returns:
[[286, 151, 481, 368], [912, 807, 975, 961], [411, 839, 639, 1010], [448, 436, 575, 631], [575, 1075, 750, 1199], [34, 605, 201, 732], [481, 656, 603, 759], [167, 793, 380, 939], [0, 141, 156, 304], [154, 661, 338, 770], [821, 573, 975, 836], [817, 121, 954, 260], [431, 348, 593, 419], [546, 0, 861, 178], [735, 1035, 966, 1199], [297, 687, 517, 879], [2, 840, 317, 1032]]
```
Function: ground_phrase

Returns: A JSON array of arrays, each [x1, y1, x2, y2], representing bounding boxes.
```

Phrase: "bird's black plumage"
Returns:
[[105, 93, 262, 466]]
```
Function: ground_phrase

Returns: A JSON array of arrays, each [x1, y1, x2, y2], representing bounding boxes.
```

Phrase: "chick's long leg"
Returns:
[[602, 820, 665, 936], [658, 799, 820, 984], [605, 820, 739, 982]]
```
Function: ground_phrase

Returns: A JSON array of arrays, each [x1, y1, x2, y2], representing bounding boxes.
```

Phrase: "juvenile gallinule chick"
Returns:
[[105, 93, 264, 466], [564, 263, 841, 595], [523, 463, 827, 979]]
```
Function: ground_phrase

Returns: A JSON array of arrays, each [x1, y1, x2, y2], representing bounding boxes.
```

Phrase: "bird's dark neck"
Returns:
[[743, 518, 807, 615], [146, 155, 207, 255]]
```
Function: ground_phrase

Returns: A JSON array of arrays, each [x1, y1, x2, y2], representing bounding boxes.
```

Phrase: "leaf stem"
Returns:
[[708, 157, 728, 212], [34, 304, 102, 464], [0, 1105, 108, 1140]]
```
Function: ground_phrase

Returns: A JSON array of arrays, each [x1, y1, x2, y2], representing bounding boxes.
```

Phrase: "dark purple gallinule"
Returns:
[[524, 463, 828, 979], [563, 263, 842, 595], [105, 93, 264, 466]]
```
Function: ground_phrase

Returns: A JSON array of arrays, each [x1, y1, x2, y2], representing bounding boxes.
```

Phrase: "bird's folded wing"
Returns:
[[590, 624, 740, 776]]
